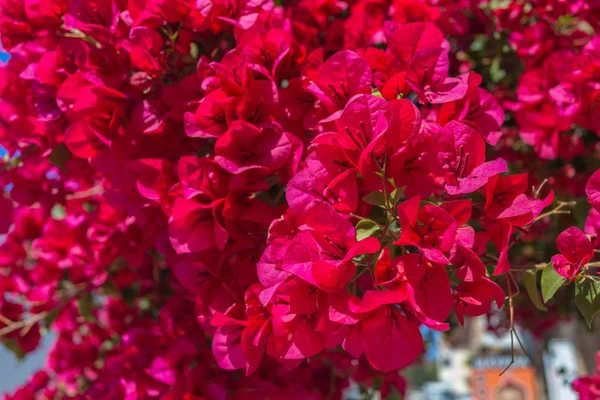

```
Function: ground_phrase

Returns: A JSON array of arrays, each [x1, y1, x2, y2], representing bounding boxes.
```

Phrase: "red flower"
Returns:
[[551, 227, 594, 280]]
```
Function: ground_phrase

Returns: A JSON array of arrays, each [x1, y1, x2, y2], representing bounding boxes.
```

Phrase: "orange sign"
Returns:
[[471, 355, 537, 400]]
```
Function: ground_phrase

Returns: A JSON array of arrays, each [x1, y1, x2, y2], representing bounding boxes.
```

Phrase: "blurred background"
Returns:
[[403, 316, 599, 400], [340, 315, 599, 400]]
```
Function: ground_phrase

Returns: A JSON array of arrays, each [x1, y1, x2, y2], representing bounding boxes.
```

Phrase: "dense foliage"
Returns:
[[0, 0, 599, 398]]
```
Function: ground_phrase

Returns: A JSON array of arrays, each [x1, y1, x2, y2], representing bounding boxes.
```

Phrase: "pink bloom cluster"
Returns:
[[1, 0, 600, 399], [487, 0, 600, 160], [573, 352, 600, 399]]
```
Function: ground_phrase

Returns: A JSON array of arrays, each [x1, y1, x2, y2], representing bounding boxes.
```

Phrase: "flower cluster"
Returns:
[[573, 352, 600, 399], [478, 0, 600, 160], [1, 0, 600, 399]]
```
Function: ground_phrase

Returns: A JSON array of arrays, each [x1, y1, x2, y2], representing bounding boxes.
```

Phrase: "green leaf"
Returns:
[[189, 42, 199, 59], [138, 297, 151, 311], [2, 338, 25, 361], [371, 88, 383, 98], [362, 191, 386, 207], [82, 201, 97, 213], [541, 264, 567, 303], [77, 294, 96, 323], [575, 279, 600, 329], [489, 57, 506, 83], [355, 219, 381, 241], [51, 204, 66, 220], [578, 21, 595, 36], [388, 187, 405, 208], [469, 34, 488, 52], [488, 0, 511, 10], [49, 143, 71, 170], [44, 308, 61, 328], [523, 270, 547, 311]]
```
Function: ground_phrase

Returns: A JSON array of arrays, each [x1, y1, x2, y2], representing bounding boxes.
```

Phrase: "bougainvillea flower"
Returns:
[[453, 277, 505, 325], [286, 160, 359, 216], [586, 169, 600, 213], [168, 198, 228, 254], [347, 249, 410, 314], [281, 204, 380, 293], [314, 94, 387, 163], [214, 121, 301, 176], [485, 174, 529, 219], [439, 72, 505, 145], [425, 121, 483, 183], [405, 48, 468, 104], [425, 120, 508, 194], [268, 303, 328, 361], [185, 90, 236, 139], [388, 131, 436, 198], [56, 72, 127, 159], [211, 286, 271, 375], [384, 21, 448, 66], [484, 174, 555, 227], [257, 238, 292, 305], [399, 254, 452, 330], [305, 50, 371, 113], [395, 196, 457, 264], [446, 158, 508, 195], [129, 26, 164, 75], [551, 227, 594, 280], [482, 218, 512, 275], [354, 306, 423, 372]]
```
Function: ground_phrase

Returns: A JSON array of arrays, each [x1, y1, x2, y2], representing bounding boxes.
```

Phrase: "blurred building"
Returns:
[[406, 316, 598, 400]]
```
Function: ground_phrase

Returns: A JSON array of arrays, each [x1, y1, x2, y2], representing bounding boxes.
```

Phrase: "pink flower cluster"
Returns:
[[1, 0, 600, 399], [573, 352, 600, 399], [488, 0, 600, 160]]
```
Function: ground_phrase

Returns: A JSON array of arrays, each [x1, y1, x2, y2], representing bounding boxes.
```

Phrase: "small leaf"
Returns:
[[523, 270, 547, 311], [488, 0, 511, 11], [49, 143, 71, 170], [575, 279, 600, 329], [77, 294, 96, 323], [469, 34, 488, 52], [363, 191, 386, 207], [138, 297, 151, 311], [388, 187, 405, 208], [578, 21, 595, 36], [82, 202, 97, 213], [51, 204, 66, 220], [189, 42, 199, 59], [541, 264, 567, 303], [2, 338, 25, 361], [356, 219, 381, 241], [489, 57, 506, 83], [44, 308, 61, 328]]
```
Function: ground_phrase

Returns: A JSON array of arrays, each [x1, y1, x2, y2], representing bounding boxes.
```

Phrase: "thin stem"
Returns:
[[0, 283, 88, 337], [349, 213, 368, 221], [533, 178, 548, 198], [534, 201, 576, 223], [585, 261, 600, 268], [0, 312, 48, 337], [500, 272, 530, 376], [65, 185, 104, 200], [0, 314, 14, 326]]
